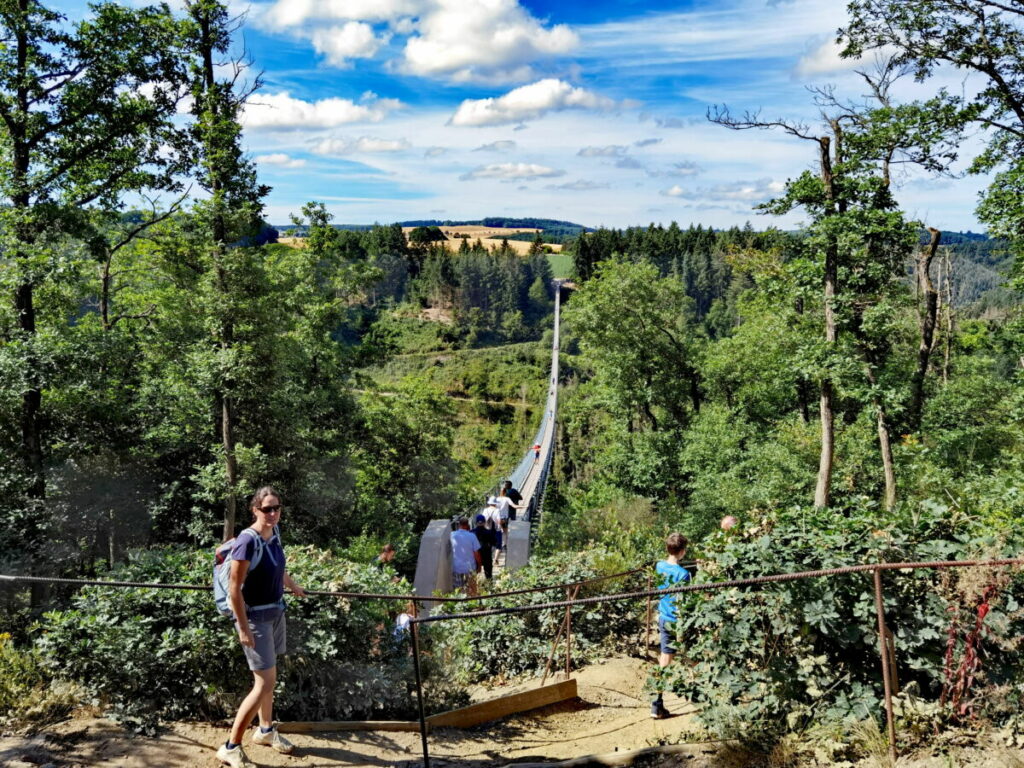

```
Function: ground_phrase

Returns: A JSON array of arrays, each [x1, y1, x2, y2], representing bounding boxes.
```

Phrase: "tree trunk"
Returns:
[[814, 137, 837, 510], [941, 248, 954, 383], [861, 358, 897, 511], [220, 393, 239, 541], [909, 228, 940, 431], [794, 297, 811, 423], [197, 7, 239, 541], [876, 402, 896, 511]]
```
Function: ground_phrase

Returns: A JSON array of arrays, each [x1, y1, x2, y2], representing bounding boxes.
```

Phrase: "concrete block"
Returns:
[[505, 519, 531, 571], [413, 519, 453, 612]]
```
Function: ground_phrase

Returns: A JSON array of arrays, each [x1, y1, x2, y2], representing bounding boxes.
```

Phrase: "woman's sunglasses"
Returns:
[[259, 504, 282, 513]]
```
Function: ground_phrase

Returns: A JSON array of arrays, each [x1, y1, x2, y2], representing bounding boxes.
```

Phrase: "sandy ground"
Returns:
[[6, 655, 1024, 768], [1, 657, 708, 768]]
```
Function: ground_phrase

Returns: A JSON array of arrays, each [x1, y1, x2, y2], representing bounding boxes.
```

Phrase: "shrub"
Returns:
[[33, 544, 455, 729], [0, 632, 81, 729], [427, 547, 644, 687], [668, 503, 1024, 747]]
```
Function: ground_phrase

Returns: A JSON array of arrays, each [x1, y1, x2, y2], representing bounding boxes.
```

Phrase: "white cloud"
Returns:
[[546, 179, 609, 191], [635, 138, 662, 148], [258, 0, 575, 83], [578, 145, 627, 157], [795, 38, 857, 77], [424, 146, 448, 157], [255, 153, 307, 168], [401, 0, 578, 82], [311, 22, 387, 67], [312, 136, 411, 155], [449, 79, 616, 127], [460, 162, 565, 181], [615, 157, 643, 170], [661, 178, 785, 201], [242, 91, 402, 130], [795, 37, 902, 78], [261, 0, 422, 27], [474, 140, 517, 152], [647, 161, 703, 178]]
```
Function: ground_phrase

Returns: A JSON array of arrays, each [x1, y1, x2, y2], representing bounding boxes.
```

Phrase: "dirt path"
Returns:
[[1, 657, 712, 768], [7, 655, 1024, 767]]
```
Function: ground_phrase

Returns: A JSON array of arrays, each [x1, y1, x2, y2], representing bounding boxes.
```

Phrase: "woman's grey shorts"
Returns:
[[238, 611, 287, 671]]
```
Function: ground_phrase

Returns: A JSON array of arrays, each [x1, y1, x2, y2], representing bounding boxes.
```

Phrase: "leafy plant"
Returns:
[[667, 503, 1024, 747], [32, 545, 455, 729]]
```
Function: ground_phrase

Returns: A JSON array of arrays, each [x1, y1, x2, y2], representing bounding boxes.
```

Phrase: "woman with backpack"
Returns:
[[218, 486, 306, 768]]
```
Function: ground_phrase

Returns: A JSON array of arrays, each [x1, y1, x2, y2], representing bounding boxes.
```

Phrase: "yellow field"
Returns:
[[279, 226, 562, 255], [403, 225, 563, 255]]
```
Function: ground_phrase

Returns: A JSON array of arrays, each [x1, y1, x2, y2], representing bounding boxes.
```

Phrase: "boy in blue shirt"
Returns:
[[652, 532, 690, 719]]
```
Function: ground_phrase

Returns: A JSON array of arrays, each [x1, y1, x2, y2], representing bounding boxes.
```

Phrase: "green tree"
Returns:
[[183, 0, 269, 540], [0, 0, 185, 557], [841, 1, 1024, 248]]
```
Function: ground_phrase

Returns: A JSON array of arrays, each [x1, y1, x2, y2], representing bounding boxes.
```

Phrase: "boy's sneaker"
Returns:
[[251, 725, 294, 754], [650, 702, 670, 719], [215, 743, 253, 767]]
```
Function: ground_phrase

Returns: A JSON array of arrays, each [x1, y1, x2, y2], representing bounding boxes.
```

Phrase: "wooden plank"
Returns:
[[277, 720, 423, 733], [426, 678, 577, 729]]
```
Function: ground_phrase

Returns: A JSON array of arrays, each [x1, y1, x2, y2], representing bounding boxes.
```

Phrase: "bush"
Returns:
[[0, 632, 81, 729], [668, 503, 1024, 747], [427, 547, 644, 687], [33, 545, 455, 729]]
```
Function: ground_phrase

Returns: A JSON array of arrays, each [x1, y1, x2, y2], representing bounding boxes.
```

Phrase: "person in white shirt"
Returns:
[[450, 517, 482, 596]]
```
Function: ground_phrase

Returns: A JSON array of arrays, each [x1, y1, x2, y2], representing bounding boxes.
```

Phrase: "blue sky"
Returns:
[[67, 0, 989, 229]]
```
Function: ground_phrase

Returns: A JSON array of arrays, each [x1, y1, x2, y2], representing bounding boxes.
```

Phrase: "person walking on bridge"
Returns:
[[502, 480, 523, 521], [450, 517, 482, 597], [473, 514, 497, 581], [495, 488, 525, 563]]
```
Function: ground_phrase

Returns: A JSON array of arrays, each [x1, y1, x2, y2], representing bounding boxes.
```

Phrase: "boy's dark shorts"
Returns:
[[658, 617, 676, 655]]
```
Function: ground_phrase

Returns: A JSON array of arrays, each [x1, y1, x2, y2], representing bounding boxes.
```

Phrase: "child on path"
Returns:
[[651, 532, 690, 719]]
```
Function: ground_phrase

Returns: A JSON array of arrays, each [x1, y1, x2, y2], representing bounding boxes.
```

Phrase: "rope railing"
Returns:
[[410, 557, 1024, 624], [0, 562, 654, 605], [404, 555, 1024, 767]]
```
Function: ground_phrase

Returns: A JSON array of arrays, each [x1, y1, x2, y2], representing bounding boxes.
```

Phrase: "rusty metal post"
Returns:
[[411, 622, 430, 768], [541, 607, 569, 687], [564, 587, 571, 679], [873, 568, 898, 764], [645, 572, 653, 661]]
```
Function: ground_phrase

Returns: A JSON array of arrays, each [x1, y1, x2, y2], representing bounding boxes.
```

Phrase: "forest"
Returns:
[[1, 0, 1024, 765]]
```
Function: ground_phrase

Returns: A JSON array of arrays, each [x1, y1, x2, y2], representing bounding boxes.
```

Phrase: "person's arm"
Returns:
[[284, 571, 306, 597], [229, 559, 254, 648], [474, 549, 483, 572]]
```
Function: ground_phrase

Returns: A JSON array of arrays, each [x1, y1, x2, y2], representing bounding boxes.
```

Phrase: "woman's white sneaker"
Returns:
[[216, 743, 254, 767], [251, 725, 294, 754]]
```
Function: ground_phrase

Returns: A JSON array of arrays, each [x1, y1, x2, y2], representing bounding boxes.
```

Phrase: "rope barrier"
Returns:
[[0, 563, 651, 605], [410, 557, 1024, 624]]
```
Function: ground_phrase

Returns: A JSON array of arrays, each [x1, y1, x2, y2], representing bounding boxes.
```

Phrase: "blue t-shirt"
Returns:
[[656, 560, 691, 622], [230, 528, 285, 613], [450, 529, 481, 575]]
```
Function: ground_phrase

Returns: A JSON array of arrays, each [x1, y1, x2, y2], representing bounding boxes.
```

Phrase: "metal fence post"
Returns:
[[645, 572, 653, 661], [564, 587, 572, 679], [411, 621, 430, 768], [873, 567, 898, 764]]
